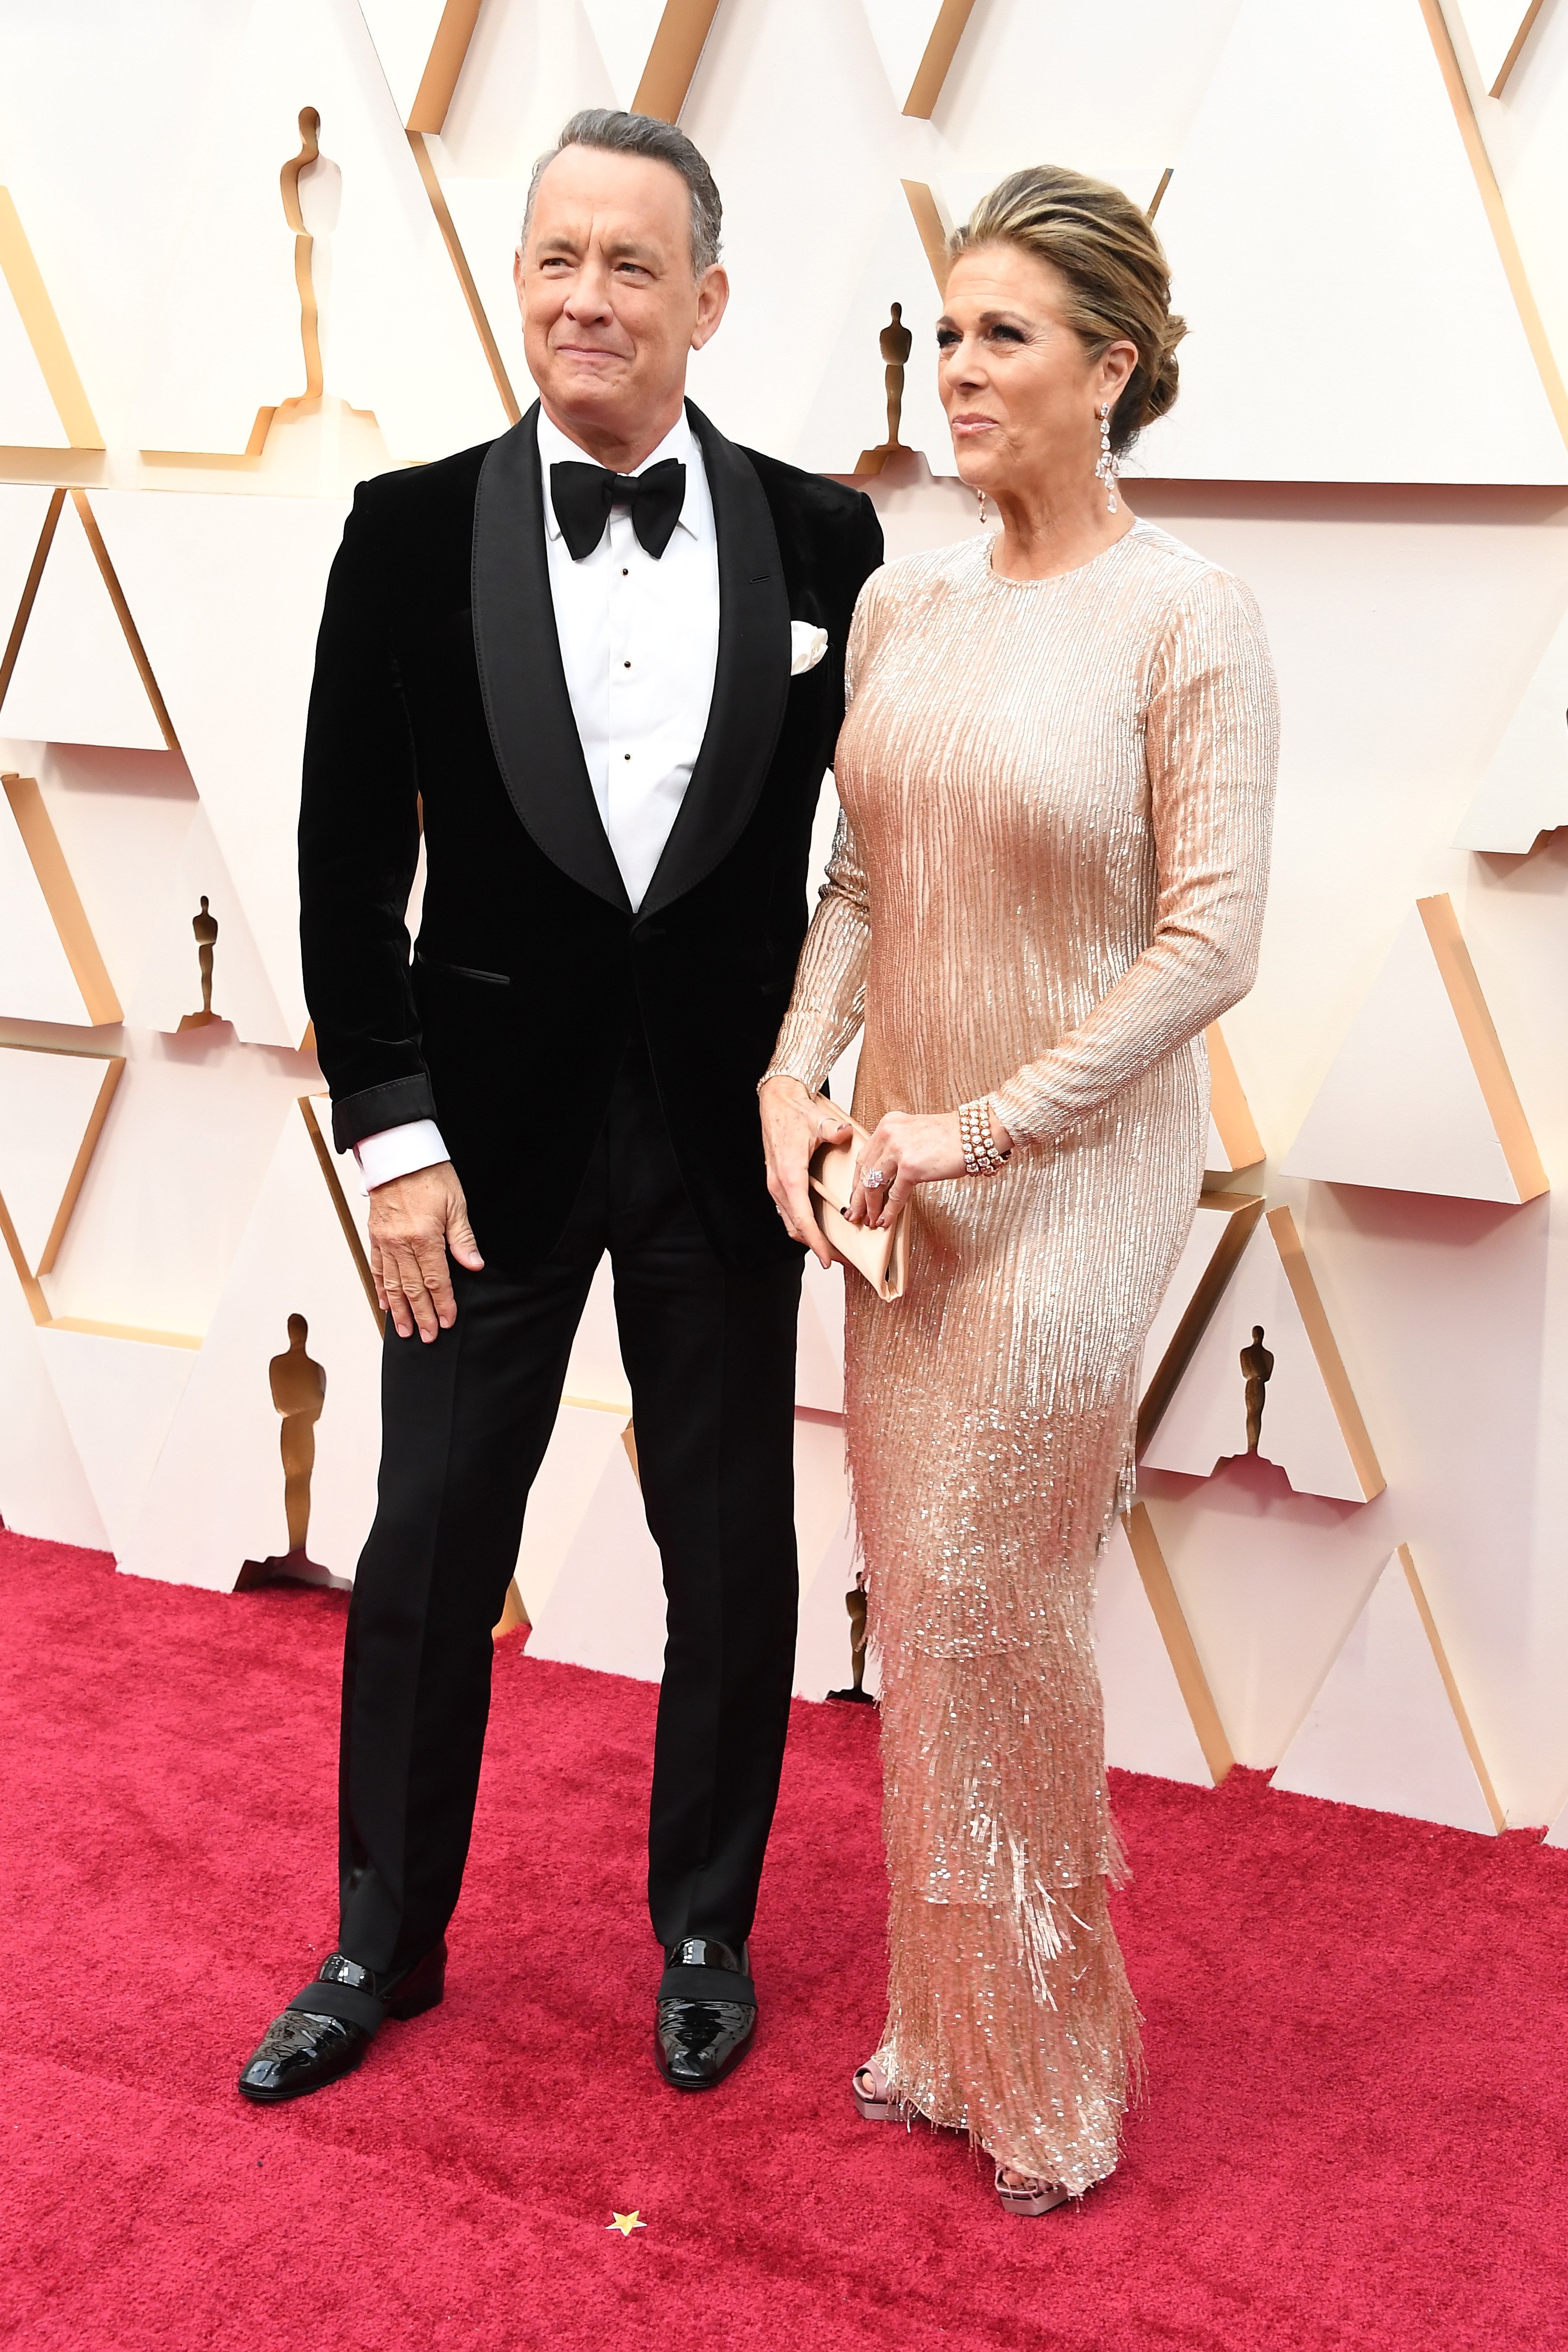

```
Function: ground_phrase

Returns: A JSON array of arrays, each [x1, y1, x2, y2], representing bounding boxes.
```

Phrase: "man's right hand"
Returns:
[[367, 1161, 484, 1341], [759, 1075, 852, 1271]]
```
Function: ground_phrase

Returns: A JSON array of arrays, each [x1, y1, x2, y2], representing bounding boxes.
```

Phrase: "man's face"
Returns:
[[515, 143, 728, 460]]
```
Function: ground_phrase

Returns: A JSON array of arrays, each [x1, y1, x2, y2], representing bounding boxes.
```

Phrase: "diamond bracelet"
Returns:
[[959, 1097, 1010, 1177]]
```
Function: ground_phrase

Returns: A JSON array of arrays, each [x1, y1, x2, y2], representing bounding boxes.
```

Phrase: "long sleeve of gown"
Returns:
[[989, 567, 1278, 1149], [766, 808, 871, 1092], [766, 586, 877, 1092]]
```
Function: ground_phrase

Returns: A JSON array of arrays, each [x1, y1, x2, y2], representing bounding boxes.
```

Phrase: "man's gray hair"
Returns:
[[521, 109, 723, 277]]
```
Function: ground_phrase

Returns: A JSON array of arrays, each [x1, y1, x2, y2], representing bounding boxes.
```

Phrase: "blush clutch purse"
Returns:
[[807, 1100, 908, 1301]]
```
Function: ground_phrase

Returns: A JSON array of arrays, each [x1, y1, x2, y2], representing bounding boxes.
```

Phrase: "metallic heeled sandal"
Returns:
[[851, 2060, 917, 2122], [993, 2165, 1074, 2217]]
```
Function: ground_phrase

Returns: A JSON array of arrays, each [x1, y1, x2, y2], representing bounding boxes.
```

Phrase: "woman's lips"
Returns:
[[950, 415, 999, 436]]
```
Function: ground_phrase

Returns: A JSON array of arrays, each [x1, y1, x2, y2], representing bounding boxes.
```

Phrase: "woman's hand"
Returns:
[[760, 1074, 854, 1269], [847, 1105, 1013, 1229]]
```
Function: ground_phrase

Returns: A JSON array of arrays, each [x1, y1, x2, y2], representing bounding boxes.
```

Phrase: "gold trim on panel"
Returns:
[[903, 0, 979, 117], [1206, 1021, 1264, 1168], [901, 179, 951, 292], [1419, 0, 1568, 449], [0, 1184, 199, 1347], [492, 1575, 529, 1640], [406, 0, 485, 133], [68, 491, 180, 751], [1265, 1205, 1385, 1501], [44, 1315, 202, 1347], [1121, 1502, 1234, 1785], [0, 190, 104, 449], [1, 772, 123, 1023], [407, 132, 521, 423], [1416, 892, 1548, 1202], [1398, 1542, 1506, 1829], [298, 1096, 381, 1326], [36, 1056, 123, 1276], [1137, 1191, 1264, 1451], [632, 0, 724, 121], [0, 486, 64, 707]]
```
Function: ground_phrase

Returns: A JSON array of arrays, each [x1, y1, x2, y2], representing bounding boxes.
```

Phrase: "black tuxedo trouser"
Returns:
[[337, 1034, 804, 1976]]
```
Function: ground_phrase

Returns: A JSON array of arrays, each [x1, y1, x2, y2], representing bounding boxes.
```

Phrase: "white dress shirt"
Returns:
[[354, 404, 722, 1192]]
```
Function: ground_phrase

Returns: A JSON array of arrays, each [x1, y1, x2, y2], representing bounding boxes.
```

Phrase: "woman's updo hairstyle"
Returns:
[[949, 166, 1185, 456]]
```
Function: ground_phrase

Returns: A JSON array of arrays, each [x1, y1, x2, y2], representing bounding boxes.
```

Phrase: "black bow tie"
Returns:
[[550, 458, 687, 561]]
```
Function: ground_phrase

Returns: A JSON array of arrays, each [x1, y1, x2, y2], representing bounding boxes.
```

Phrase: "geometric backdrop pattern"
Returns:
[[5, 0, 1568, 1840]]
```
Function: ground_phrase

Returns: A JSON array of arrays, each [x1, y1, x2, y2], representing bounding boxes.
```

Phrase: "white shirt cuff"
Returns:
[[353, 1119, 451, 1193]]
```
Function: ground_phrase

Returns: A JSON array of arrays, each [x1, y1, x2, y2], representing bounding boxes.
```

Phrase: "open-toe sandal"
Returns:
[[993, 2165, 1073, 2217]]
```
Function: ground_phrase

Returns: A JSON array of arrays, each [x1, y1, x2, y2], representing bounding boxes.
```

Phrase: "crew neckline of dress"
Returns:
[[982, 514, 1149, 590]]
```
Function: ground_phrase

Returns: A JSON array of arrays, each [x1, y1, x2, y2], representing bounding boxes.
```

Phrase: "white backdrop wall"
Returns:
[[3, 0, 1568, 1836]]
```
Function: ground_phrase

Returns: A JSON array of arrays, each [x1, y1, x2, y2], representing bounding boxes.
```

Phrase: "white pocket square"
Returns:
[[790, 620, 829, 677]]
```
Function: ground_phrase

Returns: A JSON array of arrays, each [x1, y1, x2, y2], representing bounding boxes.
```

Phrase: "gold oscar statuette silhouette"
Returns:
[[1240, 1324, 1275, 1453], [828, 1569, 875, 1704], [177, 895, 222, 1030], [856, 302, 917, 477], [236, 1313, 335, 1591]]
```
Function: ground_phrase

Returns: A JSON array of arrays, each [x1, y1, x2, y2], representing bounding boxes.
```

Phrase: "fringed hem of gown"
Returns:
[[872, 1873, 1143, 2194]]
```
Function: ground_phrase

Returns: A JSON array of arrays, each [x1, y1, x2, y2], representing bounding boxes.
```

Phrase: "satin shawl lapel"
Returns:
[[471, 405, 630, 913], [637, 402, 790, 922]]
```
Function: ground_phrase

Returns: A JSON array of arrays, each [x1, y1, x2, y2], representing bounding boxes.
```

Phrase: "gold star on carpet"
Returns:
[[606, 2212, 646, 2236]]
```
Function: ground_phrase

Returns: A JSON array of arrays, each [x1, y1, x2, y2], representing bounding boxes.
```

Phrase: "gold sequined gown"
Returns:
[[769, 519, 1278, 2189]]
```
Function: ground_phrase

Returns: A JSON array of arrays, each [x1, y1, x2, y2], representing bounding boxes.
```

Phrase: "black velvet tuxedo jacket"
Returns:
[[298, 401, 884, 1275]]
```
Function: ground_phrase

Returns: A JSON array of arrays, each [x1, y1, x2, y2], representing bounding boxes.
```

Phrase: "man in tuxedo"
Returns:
[[237, 110, 881, 2105]]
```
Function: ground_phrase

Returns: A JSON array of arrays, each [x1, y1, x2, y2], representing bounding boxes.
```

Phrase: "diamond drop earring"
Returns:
[[1095, 402, 1118, 514], [976, 487, 991, 527]]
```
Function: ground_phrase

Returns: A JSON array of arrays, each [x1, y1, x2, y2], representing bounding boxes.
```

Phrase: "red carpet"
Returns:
[[2, 1529, 1565, 2352]]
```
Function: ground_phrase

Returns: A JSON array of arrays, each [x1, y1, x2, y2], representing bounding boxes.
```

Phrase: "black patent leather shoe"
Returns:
[[654, 1937, 756, 2091], [237, 1939, 446, 2105]]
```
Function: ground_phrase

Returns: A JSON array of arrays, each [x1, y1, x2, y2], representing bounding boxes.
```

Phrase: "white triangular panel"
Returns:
[[795, 1509, 861, 1701], [797, 1254, 845, 1413], [0, 496, 165, 750], [92, 490, 352, 1046], [122, 805, 292, 1049], [1139, 0, 1568, 482], [0, 1255, 106, 1547], [133, 0, 505, 461], [1453, 602, 1568, 851], [1272, 1549, 1501, 1834], [0, 486, 56, 640], [119, 1108, 382, 1590], [0, 786, 95, 1024], [358, 0, 451, 122], [0, 1049, 118, 1273], [861, 0, 948, 112], [512, 1399, 630, 1629], [0, 264, 69, 446], [581, 0, 667, 109], [1142, 1219, 1370, 1502], [792, 193, 957, 477], [1138, 1193, 1260, 1405], [1281, 908, 1522, 1200], [526, 1424, 667, 1680], [562, 1255, 632, 1412], [1449, 0, 1541, 93], [1545, 1792, 1568, 1849], [36, 1329, 199, 1556], [1095, 1516, 1214, 1786]]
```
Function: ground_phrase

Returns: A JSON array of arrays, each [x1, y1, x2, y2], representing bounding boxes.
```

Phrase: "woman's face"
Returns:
[[936, 242, 1137, 500]]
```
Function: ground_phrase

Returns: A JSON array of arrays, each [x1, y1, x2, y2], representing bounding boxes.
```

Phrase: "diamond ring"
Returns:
[[864, 1168, 886, 1190]]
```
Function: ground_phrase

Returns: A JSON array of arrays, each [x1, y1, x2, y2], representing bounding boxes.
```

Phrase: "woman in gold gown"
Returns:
[[760, 169, 1277, 2212]]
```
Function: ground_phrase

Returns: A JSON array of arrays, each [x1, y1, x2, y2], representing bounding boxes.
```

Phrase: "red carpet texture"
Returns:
[[2, 1529, 1566, 2352]]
